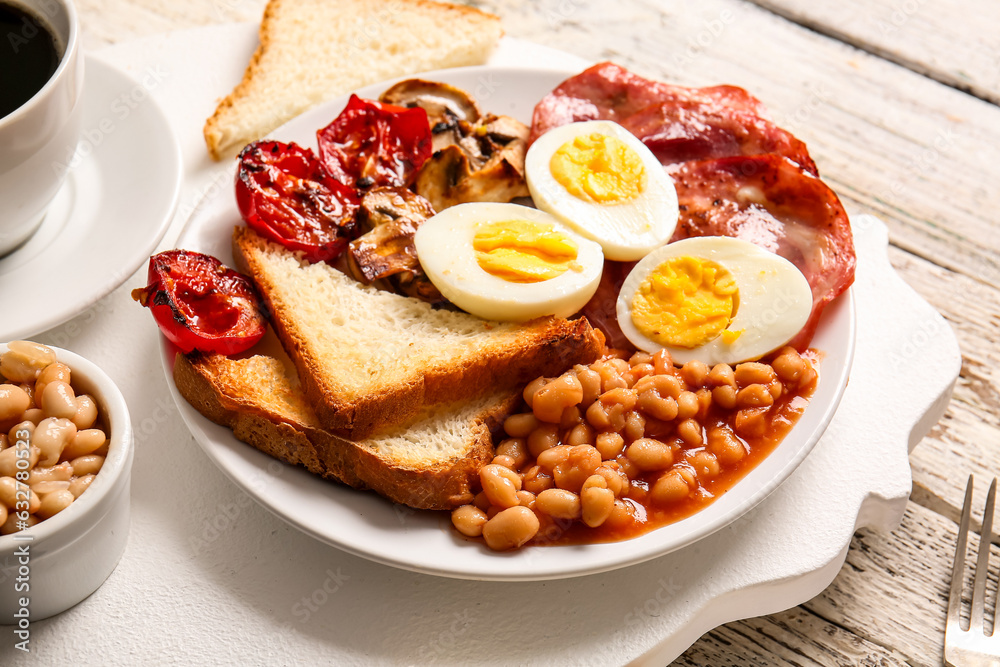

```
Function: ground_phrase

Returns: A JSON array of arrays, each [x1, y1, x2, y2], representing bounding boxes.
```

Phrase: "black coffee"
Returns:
[[0, 2, 62, 119]]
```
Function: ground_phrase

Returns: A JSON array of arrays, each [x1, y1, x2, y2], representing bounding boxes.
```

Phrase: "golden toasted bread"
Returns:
[[232, 226, 603, 439], [203, 0, 503, 159], [174, 350, 520, 509]]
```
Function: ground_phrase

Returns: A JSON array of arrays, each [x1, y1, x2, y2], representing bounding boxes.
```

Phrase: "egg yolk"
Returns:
[[549, 133, 646, 204], [474, 220, 580, 283], [631, 256, 741, 348]]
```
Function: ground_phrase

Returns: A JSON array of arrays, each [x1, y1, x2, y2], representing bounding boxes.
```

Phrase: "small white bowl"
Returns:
[[0, 343, 133, 621]]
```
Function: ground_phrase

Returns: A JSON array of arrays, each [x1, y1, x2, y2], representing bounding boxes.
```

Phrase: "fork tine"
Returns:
[[949, 475, 975, 633], [971, 478, 998, 634]]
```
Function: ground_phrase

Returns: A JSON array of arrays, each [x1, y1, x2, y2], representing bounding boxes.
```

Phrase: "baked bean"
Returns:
[[527, 423, 559, 457], [30, 480, 71, 495], [34, 417, 76, 467], [593, 360, 628, 392], [768, 380, 783, 400], [680, 360, 710, 388], [634, 373, 681, 398], [616, 455, 641, 481], [0, 434, 6, 451], [585, 400, 611, 430], [734, 362, 776, 387], [600, 387, 638, 414], [61, 428, 107, 461], [604, 498, 637, 530], [624, 410, 645, 442], [712, 384, 737, 410], [480, 464, 521, 509], [575, 367, 602, 405], [595, 462, 629, 497], [624, 363, 654, 387], [492, 454, 517, 470], [0, 341, 56, 383], [535, 488, 581, 520], [522, 377, 548, 409], [650, 470, 691, 505], [532, 373, 583, 423], [522, 465, 554, 495], [0, 479, 39, 514], [559, 405, 583, 429], [516, 490, 536, 510], [504, 413, 540, 438], [451, 505, 489, 537], [0, 505, 6, 526], [772, 349, 806, 383], [482, 506, 539, 551], [707, 363, 735, 387], [71, 395, 99, 430], [0, 384, 30, 422], [606, 358, 630, 375], [10, 420, 34, 443], [537, 444, 572, 472], [626, 438, 673, 471], [553, 445, 601, 492], [651, 349, 672, 374], [628, 352, 653, 366], [566, 423, 595, 447], [676, 419, 703, 447], [18, 383, 35, 408], [69, 454, 103, 477], [676, 391, 699, 420], [36, 489, 74, 520], [0, 444, 38, 477], [799, 365, 818, 389], [595, 431, 625, 460], [21, 408, 44, 425], [638, 391, 677, 422], [34, 362, 71, 403], [495, 438, 528, 469], [68, 474, 95, 499], [473, 491, 491, 512], [735, 384, 774, 408], [688, 450, 720, 478], [0, 476, 18, 508], [581, 482, 615, 528], [27, 461, 73, 485], [734, 407, 768, 439], [1, 512, 38, 535], [707, 426, 747, 465]]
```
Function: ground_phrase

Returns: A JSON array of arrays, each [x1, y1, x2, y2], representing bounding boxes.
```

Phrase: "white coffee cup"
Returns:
[[0, 0, 83, 257]]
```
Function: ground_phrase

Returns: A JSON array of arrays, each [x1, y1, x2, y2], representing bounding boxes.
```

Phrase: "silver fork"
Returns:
[[946, 475, 1000, 666]]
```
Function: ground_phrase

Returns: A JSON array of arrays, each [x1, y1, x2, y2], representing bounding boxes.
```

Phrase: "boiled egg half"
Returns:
[[616, 236, 813, 365], [414, 202, 604, 322], [526, 120, 679, 261]]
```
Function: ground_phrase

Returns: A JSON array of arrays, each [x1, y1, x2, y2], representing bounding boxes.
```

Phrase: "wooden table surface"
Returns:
[[75, 0, 999, 664]]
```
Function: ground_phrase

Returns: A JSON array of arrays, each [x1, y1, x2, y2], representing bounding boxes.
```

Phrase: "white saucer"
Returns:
[[0, 55, 181, 340]]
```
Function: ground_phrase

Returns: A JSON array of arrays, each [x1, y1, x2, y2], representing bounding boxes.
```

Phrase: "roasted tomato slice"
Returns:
[[316, 94, 433, 191], [236, 140, 360, 263], [131, 250, 267, 355]]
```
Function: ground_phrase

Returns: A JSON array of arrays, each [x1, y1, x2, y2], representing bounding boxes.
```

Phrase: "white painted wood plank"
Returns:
[[749, 0, 1000, 104]]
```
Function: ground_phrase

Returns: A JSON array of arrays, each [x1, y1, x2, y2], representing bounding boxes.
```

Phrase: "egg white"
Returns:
[[616, 236, 813, 365], [414, 202, 605, 322], [525, 120, 679, 262]]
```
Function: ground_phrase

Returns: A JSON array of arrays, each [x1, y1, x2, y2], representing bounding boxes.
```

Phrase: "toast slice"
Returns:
[[233, 226, 603, 439], [204, 0, 503, 159], [174, 350, 520, 509]]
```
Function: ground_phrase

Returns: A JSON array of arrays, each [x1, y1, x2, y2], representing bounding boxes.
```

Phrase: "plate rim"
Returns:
[[164, 63, 856, 581]]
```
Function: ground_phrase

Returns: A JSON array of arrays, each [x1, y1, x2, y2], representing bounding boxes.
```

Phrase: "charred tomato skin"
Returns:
[[236, 140, 359, 263], [132, 250, 267, 355], [316, 94, 433, 191]]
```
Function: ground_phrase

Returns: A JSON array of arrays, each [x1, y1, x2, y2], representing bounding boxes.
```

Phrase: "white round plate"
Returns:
[[164, 65, 855, 581], [0, 56, 182, 340]]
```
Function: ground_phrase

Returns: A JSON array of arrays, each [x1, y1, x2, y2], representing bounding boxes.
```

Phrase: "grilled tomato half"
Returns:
[[236, 140, 360, 263], [317, 94, 433, 191], [131, 250, 267, 355]]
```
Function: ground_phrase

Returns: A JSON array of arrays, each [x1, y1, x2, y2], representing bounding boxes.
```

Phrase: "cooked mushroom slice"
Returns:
[[380, 79, 482, 152], [416, 114, 531, 212], [347, 187, 443, 302]]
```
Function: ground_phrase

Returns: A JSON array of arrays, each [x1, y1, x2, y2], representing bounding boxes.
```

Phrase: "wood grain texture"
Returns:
[[73, 0, 993, 664], [747, 0, 1000, 105]]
